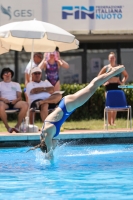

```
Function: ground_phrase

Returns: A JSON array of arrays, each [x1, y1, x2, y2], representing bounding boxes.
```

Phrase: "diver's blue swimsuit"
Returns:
[[45, 98, 74, 137]]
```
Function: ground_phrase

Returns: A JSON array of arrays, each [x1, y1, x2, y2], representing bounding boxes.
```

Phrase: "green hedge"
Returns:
[[20, 83, 133, 121], [61, 84, 105, 120]]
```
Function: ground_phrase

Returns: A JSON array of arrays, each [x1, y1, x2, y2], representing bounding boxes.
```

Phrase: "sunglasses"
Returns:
[[33, 72, 41, 75]]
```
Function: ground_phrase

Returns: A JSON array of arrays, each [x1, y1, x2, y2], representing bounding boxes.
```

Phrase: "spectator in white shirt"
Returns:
[[24, 52, 43, 102], [26, 68, 62, 124], [0, 68, 28, 133]]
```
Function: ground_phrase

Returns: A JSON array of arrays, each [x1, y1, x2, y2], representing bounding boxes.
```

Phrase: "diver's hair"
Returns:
[[27, 123, 47, 153], [26, 137, 47, 153], [108, 52, 116, 57]]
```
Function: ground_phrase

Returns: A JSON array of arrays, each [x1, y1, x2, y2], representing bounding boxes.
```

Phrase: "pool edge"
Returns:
[[0, 130, 133, 147]]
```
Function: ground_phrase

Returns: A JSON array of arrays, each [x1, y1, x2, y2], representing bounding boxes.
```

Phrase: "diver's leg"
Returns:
[[65, 65, 125, 112], [44, 133, 53, 152]]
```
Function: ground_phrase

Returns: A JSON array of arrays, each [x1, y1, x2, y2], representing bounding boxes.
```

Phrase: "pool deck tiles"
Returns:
[[0, 129, 133, 142]]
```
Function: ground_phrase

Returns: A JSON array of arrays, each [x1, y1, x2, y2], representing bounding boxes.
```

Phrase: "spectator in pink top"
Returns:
[[38, 48, 69, 91]]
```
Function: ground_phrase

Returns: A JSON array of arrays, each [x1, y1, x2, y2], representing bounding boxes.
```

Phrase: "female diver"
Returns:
[[29, 65, 125, 159]]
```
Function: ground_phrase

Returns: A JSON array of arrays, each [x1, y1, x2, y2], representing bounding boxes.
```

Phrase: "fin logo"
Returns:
[[1, 5, 11, 19], [62, 6, 94, 19]]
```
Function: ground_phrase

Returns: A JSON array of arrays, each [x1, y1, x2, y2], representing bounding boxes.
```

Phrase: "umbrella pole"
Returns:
[[26, 39, 34, 129], [30, 39, 34, 80]]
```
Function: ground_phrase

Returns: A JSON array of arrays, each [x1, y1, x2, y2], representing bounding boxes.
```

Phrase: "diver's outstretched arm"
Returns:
[[26, 144, 41, 153], [65, 65, 125, 112]]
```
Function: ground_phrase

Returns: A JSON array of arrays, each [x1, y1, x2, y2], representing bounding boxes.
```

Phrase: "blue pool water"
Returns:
[[0, 143, 133, 199]]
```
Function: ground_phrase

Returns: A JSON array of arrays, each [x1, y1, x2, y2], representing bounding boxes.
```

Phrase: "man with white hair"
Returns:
[[25, 52, 43, 86], [26, 67, 62, 124]]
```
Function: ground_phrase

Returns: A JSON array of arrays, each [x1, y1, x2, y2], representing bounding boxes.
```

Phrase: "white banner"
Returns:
[[0, 0, 43, 25], [0, 0, 132, 34], [46, 0, 133, 34]]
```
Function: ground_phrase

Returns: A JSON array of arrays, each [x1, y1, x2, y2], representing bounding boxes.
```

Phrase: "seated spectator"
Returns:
[[0, 68, 28, 133], [26, 68, 62, 124]]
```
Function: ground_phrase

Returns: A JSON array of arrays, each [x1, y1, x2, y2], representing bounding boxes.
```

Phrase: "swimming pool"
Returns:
[[0, 143, 133, 199]]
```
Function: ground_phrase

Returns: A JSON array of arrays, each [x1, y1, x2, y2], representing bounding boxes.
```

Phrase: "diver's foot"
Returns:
[[107, 65, 125, 75], [114, 65, 125, 72], [114, 65, 125, 73]]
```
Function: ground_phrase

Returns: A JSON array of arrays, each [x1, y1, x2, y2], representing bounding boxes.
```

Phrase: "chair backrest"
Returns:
[[106, 90, 128, 107]]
